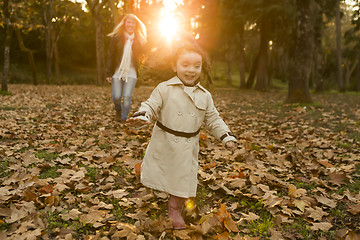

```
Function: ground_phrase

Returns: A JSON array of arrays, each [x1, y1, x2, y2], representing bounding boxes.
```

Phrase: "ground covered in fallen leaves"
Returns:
[[1, 84, 360, 240]]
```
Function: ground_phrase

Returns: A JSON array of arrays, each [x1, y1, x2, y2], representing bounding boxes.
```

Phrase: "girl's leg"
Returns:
[[168, 195, 186, 229], [121, 77, 137, 120], [112, 78, 124, 117]]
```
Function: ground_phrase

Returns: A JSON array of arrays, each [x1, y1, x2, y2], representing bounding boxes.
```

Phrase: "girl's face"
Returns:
[[124, 18, 136, 34], [173, 50, 202, 86]]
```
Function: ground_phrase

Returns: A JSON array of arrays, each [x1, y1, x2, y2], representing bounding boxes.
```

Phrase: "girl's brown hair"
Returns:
[[171, 32, 212, 84]]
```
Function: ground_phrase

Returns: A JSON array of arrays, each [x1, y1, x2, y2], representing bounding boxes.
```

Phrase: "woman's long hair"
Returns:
[[108, 13, 147, 46]]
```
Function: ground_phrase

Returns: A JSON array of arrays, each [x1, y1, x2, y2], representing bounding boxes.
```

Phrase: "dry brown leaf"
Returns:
[[347, 203, 360, 215], [310, 222, 332, 231], [263, 194, 283, 208], [224, 217, 239, 232], [249, 174, 261, 184], [241, 212, 260, 222], [214, 231, 230, 240], [318, 159, 334, 168], [38, 184, 53, 194], [228, 178, 247, 189], [293, 199, 308, 212], [61, 209, 82, 221], [345, 231, 360, 240], [6, 202, 36, 223], [173, 230, 191, 240], [306, 206, 328, 221], [105, 189, 129, 199], [288, 184, 307, 198], [314, 195, 337, 208], [79, 209, 108, 224], [0, 187, 13, 201], [335, 228, 349, 239], [329, 172, 347, 185]]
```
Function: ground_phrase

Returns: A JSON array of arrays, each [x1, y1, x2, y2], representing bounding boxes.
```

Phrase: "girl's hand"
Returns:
[[126, 117, 149, 128], [225, 141, 236, 150], [106, 77, 112, 83]]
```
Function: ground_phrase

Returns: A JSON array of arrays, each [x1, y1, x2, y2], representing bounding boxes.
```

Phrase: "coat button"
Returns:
[[190, 111, 195, 117], [178, 111, 182, 116], [174, 138, 179, 143], [187, 138, 192, 143]]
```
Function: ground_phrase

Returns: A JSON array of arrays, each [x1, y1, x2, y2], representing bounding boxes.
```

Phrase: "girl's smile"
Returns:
[[173, 50, 202, 86]]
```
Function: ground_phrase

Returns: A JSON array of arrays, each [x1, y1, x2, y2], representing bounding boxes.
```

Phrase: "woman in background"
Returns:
[[106, 13, 147, 122]]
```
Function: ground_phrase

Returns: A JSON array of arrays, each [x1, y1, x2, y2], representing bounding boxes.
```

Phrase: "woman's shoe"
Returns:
[[115, 110, 121, 121]]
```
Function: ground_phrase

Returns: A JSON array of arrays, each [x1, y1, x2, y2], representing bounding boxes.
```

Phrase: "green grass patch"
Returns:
[[1, 106, 16, 111], [337, 141, 352, 149], [44, 210, 95, 238], [250, 143, 261, 151], [111, 165, 131, 178], [39, 166, 62, 179], [78, 163, 99, 182], [331, 178, 360, 195], [46, 103, 59, 109], [99, 143, 111, 150], [241, 200, 264, 211], [35, 150, 59, 162], [196, 184, 209, 208], [247, 214, 274, 238], [0, 159, 10, 179], [286, 219, 314, 239], [0, 90, 12, 96], [0, 220, 11, 231], [46, 211, 66, 230], [330, 202, 347, 219], [284, 218, 336, 240], [291, 179, 317, 191], [240, 199, 276, 238]]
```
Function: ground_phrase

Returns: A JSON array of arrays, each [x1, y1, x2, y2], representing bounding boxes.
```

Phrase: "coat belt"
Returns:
[[156, 121, 200, 138]]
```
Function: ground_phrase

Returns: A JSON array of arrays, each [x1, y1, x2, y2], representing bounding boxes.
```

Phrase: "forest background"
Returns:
[[1, 1, 360, 239], [1, 0, 360, 103]]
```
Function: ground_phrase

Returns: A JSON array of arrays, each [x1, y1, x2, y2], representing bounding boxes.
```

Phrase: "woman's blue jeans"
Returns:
[[112, 77, 137, 120]]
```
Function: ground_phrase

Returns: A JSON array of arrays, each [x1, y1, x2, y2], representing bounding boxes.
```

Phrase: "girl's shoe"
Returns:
[[168, 195, 186, 229]]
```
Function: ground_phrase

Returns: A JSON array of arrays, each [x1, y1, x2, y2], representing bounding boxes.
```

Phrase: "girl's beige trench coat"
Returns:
[[134, 76, 236, 198]]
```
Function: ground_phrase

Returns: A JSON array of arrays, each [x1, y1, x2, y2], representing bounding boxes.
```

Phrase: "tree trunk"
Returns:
[[255, 19, 269, 91], [42, 0, 54, 82], [314, 1, 324, 92], [344, 58, 358, 90], [95, 17, 106, 85], [245, 54, 258, 89], [51, 31, 61, 84], [356, 55, 360, 92], [336, 0, 344, 92], [2, 0, 11, 92], [286, 0, 313, 103], [226, 51, 232, 86], [238, 24, 246, 89], [86, 0, 107, 85], [15, 27, 38, 85], [108, 0, 120, 24]]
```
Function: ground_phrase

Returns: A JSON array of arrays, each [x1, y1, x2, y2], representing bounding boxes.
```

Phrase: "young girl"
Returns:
[[106, 13, 147, 122], [127, 35, 236, 229]]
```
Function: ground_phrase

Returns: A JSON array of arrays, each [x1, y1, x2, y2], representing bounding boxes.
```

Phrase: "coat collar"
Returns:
[[166, 76, 206, 92]]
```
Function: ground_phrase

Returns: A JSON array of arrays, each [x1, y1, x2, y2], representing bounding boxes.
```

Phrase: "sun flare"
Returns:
[[158, 0, 184, 42], [159, 13, 179, 41]]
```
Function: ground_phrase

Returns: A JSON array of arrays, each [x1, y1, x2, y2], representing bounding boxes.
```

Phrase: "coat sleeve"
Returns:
[[132, 84, 163, 122], [203, 94, 236, 145]]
